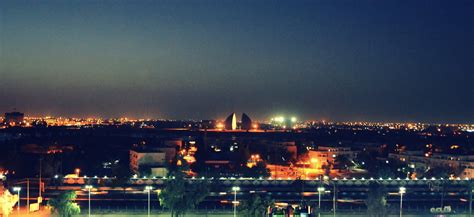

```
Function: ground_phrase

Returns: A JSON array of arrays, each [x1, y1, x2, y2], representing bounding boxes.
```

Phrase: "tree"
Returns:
[[334, 155, 352, 171], [365, 182, 388, 217], [41, 155, 62, 178], [110, 159, 132, 193], [159, 156, 209, 217], [47, 191, 81, 217], [242, 162, 271, 178], [322, 161, 332, 177], [0, 186, 18, 217], [239, 194, 274, 217]]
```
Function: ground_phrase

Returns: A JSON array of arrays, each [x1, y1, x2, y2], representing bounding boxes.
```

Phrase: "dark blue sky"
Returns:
[[1, 0, 473, 123]]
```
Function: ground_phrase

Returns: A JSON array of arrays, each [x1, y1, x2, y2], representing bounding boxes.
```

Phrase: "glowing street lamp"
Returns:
[[145, 186, 153, 217], [13, 187, 21, 215], [399, 187, 406, 217], [75, 168, 81, 176], [317, 186, 325, 217], [232, 186, 240, 217], [85, 185, 93, 217]]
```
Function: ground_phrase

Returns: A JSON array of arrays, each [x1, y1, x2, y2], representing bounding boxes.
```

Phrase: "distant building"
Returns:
[[129, 144, 177, 177], [389, 152, 474, 178], [307, 146, 358, 169], [200, 120, 216, 129], [269, 141, 298, 162], [4, 112, 24, 126]]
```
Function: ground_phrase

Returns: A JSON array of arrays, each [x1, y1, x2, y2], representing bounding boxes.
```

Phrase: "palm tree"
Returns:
[[239, 194, 274, 217], [365, 182, 388, 217], [159, 156, 209, 217], [48, 191, 81, 217]]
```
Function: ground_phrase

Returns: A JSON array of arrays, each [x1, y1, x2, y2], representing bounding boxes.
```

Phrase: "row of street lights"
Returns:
[[83, 185, 154, 217], [8, 184, 405, 216], [79, 185, 406, 217], [230, 186, 407, 217]]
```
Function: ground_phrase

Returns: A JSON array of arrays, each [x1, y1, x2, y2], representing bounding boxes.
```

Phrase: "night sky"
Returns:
[[1, 0, 473, 123]]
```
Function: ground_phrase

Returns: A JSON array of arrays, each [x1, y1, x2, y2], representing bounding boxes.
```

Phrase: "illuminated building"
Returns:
[[307, 146, 358, 169], [129, 142, 178, 176], [129, 149, 168, 177], [389, 151, 474, 178]]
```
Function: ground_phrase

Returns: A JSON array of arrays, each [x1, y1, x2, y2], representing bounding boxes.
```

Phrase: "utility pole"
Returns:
[[333, 182, 336, 217], [232, 186, 240, 217], [39, 158, 42, 199], [145, 186, 153, 217], [317, 186, 325, 217], [27, 179, 30, 214], [399, 187, 406, 217], [469, 180, 472, 217]]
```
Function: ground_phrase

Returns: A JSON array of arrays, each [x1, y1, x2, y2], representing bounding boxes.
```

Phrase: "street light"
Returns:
[[13, 187, 21, 215], [232, 186, 240, 217], [75, 168, 81, 176], [399, 186, 406, 217], [85, 185, 93, 217], [145, 186, 153, 217], [317, 186, 325, 217], [333, 183, 337, 217]]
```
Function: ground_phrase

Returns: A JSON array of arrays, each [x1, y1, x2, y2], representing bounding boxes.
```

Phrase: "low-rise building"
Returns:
[[389, 151, 474, 178], [307, 146, 358, 169], [130, 147, 176, 177]]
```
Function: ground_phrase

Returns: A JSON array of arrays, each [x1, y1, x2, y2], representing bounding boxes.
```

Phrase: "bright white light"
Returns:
[[232, 186, 240, 191], [274, 116, 285, 123], [317, 187, 325, 192], [399, 186, 406, 194], [291, 117, 297, 122], [13, 187, 21, 192]]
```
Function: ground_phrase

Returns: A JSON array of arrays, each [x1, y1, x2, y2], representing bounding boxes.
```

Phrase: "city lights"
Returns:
[[0, 1, 473, 216]]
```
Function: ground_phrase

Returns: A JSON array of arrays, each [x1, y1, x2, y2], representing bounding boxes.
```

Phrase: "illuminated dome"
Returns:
[[224, 112, 237, 130]]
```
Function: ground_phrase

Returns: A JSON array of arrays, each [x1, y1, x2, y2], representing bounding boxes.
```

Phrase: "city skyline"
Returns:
[[1, 0, 473, 123]]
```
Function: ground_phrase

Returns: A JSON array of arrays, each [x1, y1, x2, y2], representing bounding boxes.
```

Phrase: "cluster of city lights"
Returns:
[[271, 116, 297, 123]]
